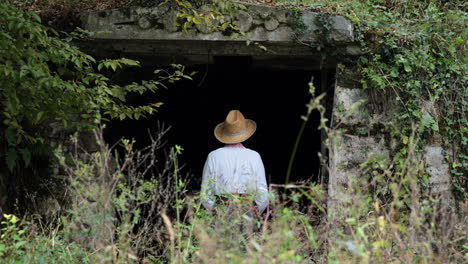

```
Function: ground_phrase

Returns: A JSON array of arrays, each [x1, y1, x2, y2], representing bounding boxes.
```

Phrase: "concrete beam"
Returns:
[[80, 2, 354, 59]]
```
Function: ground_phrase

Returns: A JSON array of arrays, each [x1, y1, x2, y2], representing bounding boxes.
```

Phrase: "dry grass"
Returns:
[[1, 125, 466, 263]]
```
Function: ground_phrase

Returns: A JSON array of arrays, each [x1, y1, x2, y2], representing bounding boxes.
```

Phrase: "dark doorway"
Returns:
[[104, 56, 327, 189]]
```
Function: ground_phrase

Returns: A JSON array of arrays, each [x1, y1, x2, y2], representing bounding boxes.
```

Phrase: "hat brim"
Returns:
[[214, 119, 257, 144]]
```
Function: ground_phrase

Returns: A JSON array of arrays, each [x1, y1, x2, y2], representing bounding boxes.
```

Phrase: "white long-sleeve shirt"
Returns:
[[200, 144, 269, 213]]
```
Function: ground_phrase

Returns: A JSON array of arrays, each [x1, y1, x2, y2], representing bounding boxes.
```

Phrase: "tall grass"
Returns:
[[0, 121, 465, 263]]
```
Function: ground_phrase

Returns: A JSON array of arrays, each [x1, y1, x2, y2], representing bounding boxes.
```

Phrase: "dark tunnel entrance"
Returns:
[[104, 56, 335, 190]]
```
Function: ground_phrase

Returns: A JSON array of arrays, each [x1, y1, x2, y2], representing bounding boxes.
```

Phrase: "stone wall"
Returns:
[[328, 68, 389, 222], [328, 67, 454, 223], [80, 2, 355, 59], [81, 3, 353, 44]]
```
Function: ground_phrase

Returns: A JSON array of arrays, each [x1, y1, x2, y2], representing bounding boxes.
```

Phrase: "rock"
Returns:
[[298, 12, 318, 41], [196, 18, 219, 34], [333, 86, 368, 125], [150, 4, 169, 17], [264, 17, 279, 31], [276, 10, 288, 23], [161, 10, 178, 32], [233, 11, 253, 32], [196, 23, 211, 34], [328, 134, 390, 218], [332, 135, 390, 172], [253, 19, 263, 26], [138, 15, 154, 29], [333, 85, 395, 126], [424, 145, 452, 193], [330, 16, 353, 42], [345, 45, 363, 56], [301, 12, 318, 31], [248, 4, 272, 19]]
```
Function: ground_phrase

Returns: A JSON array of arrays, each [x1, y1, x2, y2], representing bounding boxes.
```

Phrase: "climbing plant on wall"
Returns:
[[281, 0, 467, 200]]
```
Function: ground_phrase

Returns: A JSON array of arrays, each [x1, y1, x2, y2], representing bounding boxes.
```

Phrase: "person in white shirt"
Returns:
[[200, 109, 269, 215]]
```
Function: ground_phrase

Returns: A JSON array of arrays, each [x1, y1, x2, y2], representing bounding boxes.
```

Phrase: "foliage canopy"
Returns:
[[0, 2, 191, 171]]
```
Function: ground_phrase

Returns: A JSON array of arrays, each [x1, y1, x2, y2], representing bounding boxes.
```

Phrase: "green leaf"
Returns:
[[134, 112, 141, 120], [6, 148, 18, 172], [121, 58, 140, 67], [5, 128, 16, 146], [14, 241, 26, 248], [403, 63, 412, 72], [454, 37, 464, 45], [30, 12, 41, 23], [110, 62, 117, 71], [192, 16, 203, 25], [34, 111, 44, 123], [20, 148, 31, 168]]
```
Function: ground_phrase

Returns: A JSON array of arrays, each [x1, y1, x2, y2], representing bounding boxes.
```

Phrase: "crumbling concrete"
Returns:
[[425, 145, 452, 194], [328, 68, 454, 225], [81, 3, 353, 43], [80, 2, 354, 60]]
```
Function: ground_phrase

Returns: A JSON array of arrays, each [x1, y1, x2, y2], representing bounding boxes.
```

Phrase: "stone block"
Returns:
[[424, 145, 452, 193], [333, 86, 394, 126], [249, 26, 293, 42], [161, 10, 178, 33], [275, 9, 288, 23], [333, 86, 368, 125], [233, 11, 253, 32], [331, 135, 389, 171], [138, 15, 154, 29], [264, 17, 279, 31], [330, 16, 353, 42], [344, 45, 363, 56], [298, 12, 353, 43], [247, 4, 273, 19], [328, 134, 390, 220]]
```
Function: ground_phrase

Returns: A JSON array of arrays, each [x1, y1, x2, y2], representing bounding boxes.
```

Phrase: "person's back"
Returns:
[[200, 110, 269, 214], [202, 144, 268, 212]]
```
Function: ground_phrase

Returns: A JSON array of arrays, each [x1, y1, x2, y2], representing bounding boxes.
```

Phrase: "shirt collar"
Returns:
[[224, 143, 245, 148]]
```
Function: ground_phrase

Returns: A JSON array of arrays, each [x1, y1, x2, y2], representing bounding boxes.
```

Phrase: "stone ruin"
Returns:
[[81, 2, 453, 217], [0, 1, 452, 221]]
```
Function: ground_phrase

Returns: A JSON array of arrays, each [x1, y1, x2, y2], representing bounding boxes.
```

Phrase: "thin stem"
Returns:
[[285, 117, 308, 184]]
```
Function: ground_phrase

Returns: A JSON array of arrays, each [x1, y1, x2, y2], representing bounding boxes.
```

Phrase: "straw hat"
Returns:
[[214, 110, 257, 144]]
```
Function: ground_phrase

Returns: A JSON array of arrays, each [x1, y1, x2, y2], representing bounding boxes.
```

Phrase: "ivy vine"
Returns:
[[285, 0, 467, 200]]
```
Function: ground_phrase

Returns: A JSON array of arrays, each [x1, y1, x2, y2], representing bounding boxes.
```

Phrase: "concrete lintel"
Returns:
[[78, 39, 340, 69], [80, 2, 354, 58]]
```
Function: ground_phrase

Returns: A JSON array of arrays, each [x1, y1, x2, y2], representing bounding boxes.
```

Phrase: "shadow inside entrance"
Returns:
[[104, 56, 325, 190]]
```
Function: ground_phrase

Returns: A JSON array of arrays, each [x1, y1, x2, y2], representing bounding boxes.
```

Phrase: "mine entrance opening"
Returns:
[[104, 55, 334, 190]]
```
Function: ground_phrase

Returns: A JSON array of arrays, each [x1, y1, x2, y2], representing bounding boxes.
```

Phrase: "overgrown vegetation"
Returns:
[[0, 0, 466, 263], [0, 1, 193, 214], [1, 98, 465, 263], [281, 0, 467, 201]]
